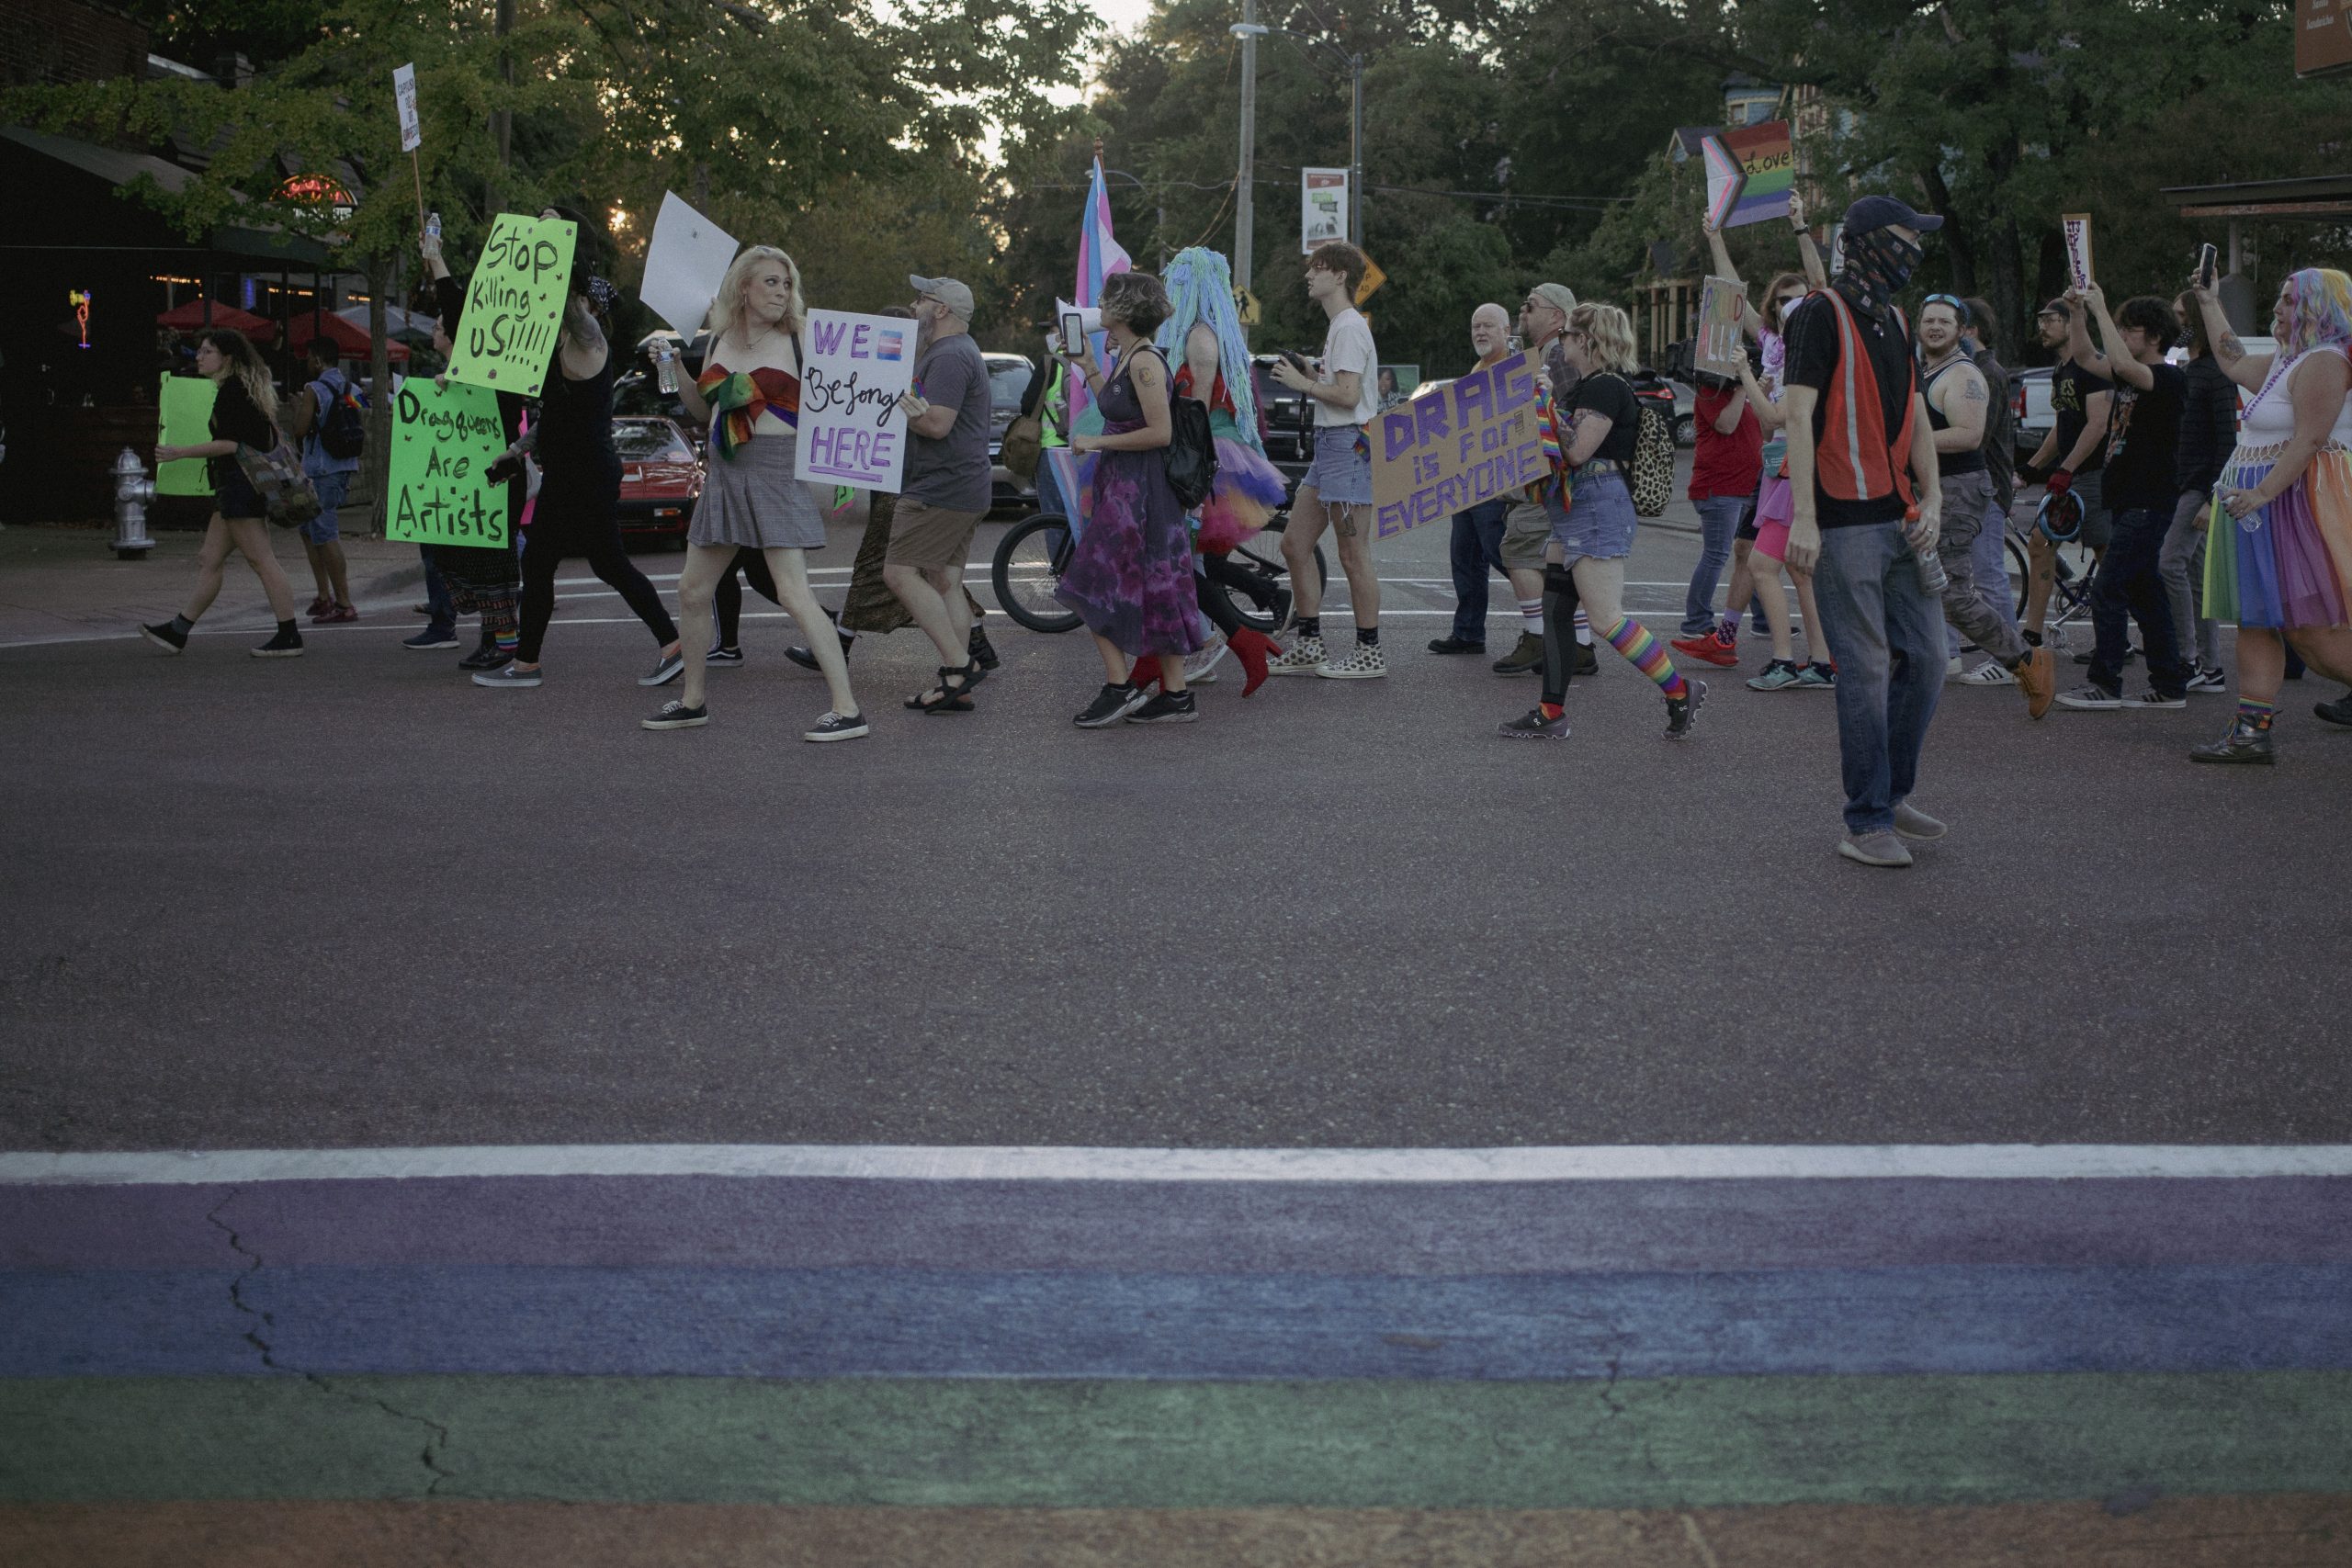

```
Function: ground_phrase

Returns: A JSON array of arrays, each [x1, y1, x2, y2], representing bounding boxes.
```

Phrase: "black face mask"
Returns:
[[1837, 227, 1925, 319]]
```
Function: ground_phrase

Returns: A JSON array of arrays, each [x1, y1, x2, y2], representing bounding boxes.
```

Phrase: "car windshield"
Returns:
[[988, 361, 1034, 412], [614, 423, 691, 461]]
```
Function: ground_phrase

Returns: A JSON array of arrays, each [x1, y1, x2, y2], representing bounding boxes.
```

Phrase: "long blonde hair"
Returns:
[[1566, 303, 1637, 374], [198, 328, 277, 424], [706, 245, 805, 346]]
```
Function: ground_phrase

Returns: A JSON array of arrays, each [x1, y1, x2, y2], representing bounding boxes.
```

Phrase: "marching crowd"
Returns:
[[131, 196, 2352, 865]]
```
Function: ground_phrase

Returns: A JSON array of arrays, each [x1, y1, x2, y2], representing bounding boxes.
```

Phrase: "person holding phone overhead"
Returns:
[[642, 246, 864, 740]]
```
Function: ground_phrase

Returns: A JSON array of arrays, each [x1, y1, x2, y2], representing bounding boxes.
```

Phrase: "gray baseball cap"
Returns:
[[910, 275, 975, 321], [1526, 282, 1577, 317]]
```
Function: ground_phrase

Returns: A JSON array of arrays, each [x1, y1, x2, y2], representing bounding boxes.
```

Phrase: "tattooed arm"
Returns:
[[2188, 276, 2268, 393]]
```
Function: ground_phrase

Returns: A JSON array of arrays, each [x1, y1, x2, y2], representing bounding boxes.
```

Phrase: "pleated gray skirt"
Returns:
[[689, 429, 828, 550]]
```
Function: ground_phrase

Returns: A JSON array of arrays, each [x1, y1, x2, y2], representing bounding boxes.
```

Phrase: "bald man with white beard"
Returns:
[[1429, 303, 1523, 655]]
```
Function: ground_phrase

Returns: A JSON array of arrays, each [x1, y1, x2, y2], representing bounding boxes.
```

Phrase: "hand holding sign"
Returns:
[[444, 213, 577, 400], [2062, 214, 2095, 292], [796, 309, 916, 493], [156, 374, 216, 496]]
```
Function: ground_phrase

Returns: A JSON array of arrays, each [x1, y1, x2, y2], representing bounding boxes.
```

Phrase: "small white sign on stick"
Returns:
[[641, 192, 741, 338], [2062, 213, 2095, 291], [393, 63, 421, 153], [795, 310, 917, 493]]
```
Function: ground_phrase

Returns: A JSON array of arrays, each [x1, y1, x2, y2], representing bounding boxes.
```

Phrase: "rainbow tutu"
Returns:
[[2203, 446, 2352, 629], [1196, 435, 1287, 555]]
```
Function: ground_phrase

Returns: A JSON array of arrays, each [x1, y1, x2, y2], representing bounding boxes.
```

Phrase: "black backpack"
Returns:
[[317, 376, 367, 460], [1165, 390, 1217, 511]]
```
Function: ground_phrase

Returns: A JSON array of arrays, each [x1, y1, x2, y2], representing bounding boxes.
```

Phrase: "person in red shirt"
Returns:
[[1678, 368, 1763, 645]]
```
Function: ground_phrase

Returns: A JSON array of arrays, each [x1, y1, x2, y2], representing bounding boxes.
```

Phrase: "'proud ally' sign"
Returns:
[[1369, 350, 1545, 537], [794, 309, 916, 492]]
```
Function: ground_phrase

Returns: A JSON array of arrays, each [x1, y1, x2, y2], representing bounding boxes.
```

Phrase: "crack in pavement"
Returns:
[[204, 1190, 458, 1495]]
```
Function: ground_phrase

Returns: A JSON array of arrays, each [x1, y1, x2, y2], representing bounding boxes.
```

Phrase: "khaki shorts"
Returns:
[[884, 500, 985, 571], [1500, 498, 1552, 572]]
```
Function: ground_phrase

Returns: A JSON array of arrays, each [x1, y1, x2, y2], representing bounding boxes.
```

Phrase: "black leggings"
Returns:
[[517, 512, 678, 663], [712, 548, 781, 649]]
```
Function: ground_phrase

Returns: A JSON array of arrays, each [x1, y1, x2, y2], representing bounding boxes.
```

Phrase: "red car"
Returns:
[[614, 416, 702, 547]]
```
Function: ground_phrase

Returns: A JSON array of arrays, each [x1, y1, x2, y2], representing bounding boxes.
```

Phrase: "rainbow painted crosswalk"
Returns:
[[4, 1145, 2348, 1562]]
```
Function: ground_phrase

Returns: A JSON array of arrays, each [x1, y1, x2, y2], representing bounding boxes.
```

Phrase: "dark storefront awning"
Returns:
[[0, 125, 332, 265]]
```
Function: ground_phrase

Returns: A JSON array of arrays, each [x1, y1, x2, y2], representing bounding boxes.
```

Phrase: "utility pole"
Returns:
[[492, 0, 515, 201], [1234, 0, 1259, 318], [1349, 52, 1363, 248]]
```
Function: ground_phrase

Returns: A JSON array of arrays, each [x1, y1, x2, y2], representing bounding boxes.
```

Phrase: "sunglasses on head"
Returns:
[[1923, 293, 1971, 323]]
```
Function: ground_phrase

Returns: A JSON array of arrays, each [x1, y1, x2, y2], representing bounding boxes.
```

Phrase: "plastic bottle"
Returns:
[[425, 209, 441, 243], [654, 343, 679, 395], [1908, 504, 1948, 594]]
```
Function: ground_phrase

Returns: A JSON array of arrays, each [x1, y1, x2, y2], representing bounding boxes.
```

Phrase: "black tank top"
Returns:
[[1921, 355, 1985, 475], [536, 349, 618, 472]]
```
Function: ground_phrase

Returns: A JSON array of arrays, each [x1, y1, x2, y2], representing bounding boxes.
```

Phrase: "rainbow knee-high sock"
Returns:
[[1605, 616, 1688, 698]]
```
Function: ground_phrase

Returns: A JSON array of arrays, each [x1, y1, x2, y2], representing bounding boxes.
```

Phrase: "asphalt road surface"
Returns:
[[4, 510, 2349, 1154]]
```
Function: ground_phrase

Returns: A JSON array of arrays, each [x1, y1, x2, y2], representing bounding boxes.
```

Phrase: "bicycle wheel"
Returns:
[[1208, 515, 1328, 636], [2006, 532, 2031, 618], [989, 513, 1082, 634]]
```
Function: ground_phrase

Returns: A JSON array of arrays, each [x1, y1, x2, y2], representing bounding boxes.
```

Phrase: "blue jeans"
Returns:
[[1815, 521, 1945, 835], [421, 545, 457, 637], [1447, 497, 1510, 643], [1683, 494, 1746, 635], [2090, 504, 2189, 699]]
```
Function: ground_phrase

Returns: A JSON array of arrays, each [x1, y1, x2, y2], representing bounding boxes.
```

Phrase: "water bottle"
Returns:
[[425, 209, 441, 243], [1907, 505, 1948, 594], [654, 344, 679, 395]]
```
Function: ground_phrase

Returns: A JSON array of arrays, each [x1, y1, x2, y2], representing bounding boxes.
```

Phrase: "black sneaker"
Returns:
[[786, 632, 855, 672], [403, 627, 460, 650], [1497, 707, 1570, 740], [969, 626, 1001, 671], [639, 649, 686, 687], [1574, 641, 1600, 677], [1126, 689, 1198, 724], [1267, 587, 1295, 635], [1427, 637, 1486, 655], [641, 699, 707, 730], [706, 647, 745, 667], [2314, 694, 2352, 728], [458, 643, 512, 672], [1665, 678, 1706, 740], [251, 626, 304, 659], [139, 620, 187, 654], [1075, 682, 1147, 728], [804, 709, 870, 742]]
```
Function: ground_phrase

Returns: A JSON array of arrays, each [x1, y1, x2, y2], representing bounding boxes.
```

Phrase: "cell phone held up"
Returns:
[[1061, 311, 1087, 357], [2197, 243, 2218, 289], [1280, 350, 1314, 378]]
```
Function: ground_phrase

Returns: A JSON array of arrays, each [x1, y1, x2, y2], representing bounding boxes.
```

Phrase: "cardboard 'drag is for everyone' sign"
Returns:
[[795, 309, 916, 493], [386, 378, 510, 547], [1370, 350, 1544, 538], [444, 213, 576, 399]]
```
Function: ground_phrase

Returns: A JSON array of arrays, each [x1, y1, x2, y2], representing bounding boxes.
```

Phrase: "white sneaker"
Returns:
[[1183, 638, 1228, 684], [1317, 641, 1389, 679], [2054, 684, 2122, 711], [1947, 655, 1964, 677], [2186, 665, 2228, 693], [1268, 635, 1326, 675], [1956, 660, 2016, 686]]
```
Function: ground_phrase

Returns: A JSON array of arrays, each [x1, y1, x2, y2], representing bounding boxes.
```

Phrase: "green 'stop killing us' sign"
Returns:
[[444, 213, 577, 400]]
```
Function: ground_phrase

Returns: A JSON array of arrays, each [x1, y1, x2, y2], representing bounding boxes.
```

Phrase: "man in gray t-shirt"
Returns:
[[885, 274, 996, 706]]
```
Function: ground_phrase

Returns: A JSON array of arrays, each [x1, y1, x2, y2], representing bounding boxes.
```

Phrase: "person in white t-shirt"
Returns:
[[1268, 241, 1386, 679]]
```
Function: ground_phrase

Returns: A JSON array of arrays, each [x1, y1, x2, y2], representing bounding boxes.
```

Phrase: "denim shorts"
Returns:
[[300, 469, 351, 543], [1554, 466, 1638, 562], [1305, 428, 1372, 505]]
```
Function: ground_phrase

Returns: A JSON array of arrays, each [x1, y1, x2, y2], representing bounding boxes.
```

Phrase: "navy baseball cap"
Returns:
[[1843, 195, 1944, 234]]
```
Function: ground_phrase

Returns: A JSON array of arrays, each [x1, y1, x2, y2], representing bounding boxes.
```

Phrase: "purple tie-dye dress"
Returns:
[[1055, 347, 1208, 659]]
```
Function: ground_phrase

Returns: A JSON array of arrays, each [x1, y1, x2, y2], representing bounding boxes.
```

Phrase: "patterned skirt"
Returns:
[[691, 429, 827, 551], [2202, 445, 2352, 629]]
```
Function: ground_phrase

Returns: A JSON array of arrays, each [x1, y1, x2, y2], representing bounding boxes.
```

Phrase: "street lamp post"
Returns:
[[1231, 18, 1367, 265], [1232, 3, 1259, 306]]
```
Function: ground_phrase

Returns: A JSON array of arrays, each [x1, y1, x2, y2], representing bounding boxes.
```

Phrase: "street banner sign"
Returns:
[[1369, 348, 1544, 538], [2062, 214, 2095, 290], [1302, 168, 1348, 254], [2298, 0, 2352, 77], [1713, 120, 1794, 229], [641, 191, 740, 338], [156, 374, 216, 496], [444, 213, 577, 399], [794, 309, 916, 493], [1697, 276, 1749, 379], [387, 378, 510, 547], [393, 63, 421, 152]]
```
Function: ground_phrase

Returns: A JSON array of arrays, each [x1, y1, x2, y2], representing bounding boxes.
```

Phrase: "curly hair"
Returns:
[[1099, 269, 1171, 336]]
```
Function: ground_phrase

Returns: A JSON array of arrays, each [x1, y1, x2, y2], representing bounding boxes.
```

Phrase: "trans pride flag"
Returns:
[[1046, 153, 1133, 538]]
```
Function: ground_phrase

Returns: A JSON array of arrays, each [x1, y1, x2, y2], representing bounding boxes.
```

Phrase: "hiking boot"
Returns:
[[1491, 631, 1543, 674], [2015, 646, 2056, 718]]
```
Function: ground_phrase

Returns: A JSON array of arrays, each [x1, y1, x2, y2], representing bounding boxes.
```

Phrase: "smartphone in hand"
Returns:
[[1061, 311, 1087, 356], [2197, 243, 2218, 288]]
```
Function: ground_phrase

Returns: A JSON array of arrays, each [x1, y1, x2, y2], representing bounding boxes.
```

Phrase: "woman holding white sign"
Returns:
[[641, 246, 863, 739]]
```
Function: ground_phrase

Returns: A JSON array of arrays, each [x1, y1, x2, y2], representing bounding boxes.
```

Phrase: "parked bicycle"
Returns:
[[990, 511, 1326, 637]]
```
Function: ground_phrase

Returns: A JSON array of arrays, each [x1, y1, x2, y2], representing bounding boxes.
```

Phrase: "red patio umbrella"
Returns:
[[288, 310, 409, 362], [154, 299, 277, 342]]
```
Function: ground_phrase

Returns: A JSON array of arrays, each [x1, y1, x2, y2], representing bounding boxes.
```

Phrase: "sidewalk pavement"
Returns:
[[0, 522, 429, 647]]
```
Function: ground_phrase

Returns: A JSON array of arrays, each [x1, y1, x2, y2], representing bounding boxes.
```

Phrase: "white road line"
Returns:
[[5, 1144, 2346, 1186]]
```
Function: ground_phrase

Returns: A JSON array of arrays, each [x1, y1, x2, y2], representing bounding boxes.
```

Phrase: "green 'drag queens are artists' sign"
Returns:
[[445, 213, 576, 399], [388, 378, 511, 547]]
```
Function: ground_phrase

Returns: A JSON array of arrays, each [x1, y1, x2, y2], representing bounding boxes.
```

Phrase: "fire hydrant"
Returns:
[[112, 446, 156, 560]]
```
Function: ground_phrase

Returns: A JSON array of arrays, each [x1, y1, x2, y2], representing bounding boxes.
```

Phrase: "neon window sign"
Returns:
[[68, 289, 91, 348]]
